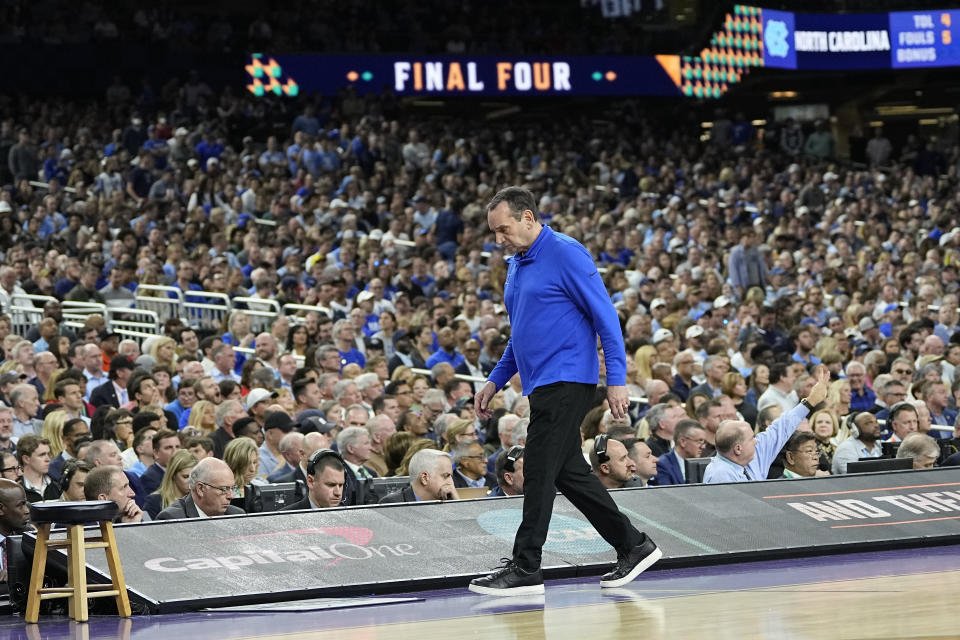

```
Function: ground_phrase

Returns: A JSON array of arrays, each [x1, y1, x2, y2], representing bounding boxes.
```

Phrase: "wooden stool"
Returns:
[[25, 500, 131, 624]]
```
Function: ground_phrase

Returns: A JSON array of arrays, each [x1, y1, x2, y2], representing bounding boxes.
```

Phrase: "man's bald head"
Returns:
[[0, 478, 30, 535], [715, 420, 752, 456]]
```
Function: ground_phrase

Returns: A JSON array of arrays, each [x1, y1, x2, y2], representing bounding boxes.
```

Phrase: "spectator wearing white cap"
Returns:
[[651, 328, 676, 362], [649, 298, 668, 332]]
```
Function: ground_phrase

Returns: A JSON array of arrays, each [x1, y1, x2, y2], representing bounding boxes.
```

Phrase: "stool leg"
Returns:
[[100, 521, 131, 618], [25, 524, 51, 624], [66, 526, 75, 620], [69, 524, 89, 623]]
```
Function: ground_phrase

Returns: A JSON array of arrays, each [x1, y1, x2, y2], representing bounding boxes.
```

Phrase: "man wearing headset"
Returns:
[[281, 449, 346, 511]]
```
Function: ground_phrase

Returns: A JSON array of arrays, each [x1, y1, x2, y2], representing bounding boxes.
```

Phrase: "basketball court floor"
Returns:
[[4, 544, 958, 640]]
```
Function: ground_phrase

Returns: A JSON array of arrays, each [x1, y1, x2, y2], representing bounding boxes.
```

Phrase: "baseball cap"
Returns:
[[858, 317, 877, 332], [652, 328, 674, 345], [685, 325, 705, 340], [453, 397, 474, 412], [365, 337, 384, 351], [298, 415, 337, 434], [264, 411, 295, 432], [650, 298, 667, 310], [245, 388, 277, 411], [0, 372, 26, 386], [357, 290, 375, 303], [713, 295, 732, 309]]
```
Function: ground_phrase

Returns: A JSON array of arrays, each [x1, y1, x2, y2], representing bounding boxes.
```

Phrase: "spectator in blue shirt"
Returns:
[[333, 318, 365, 369], [704, 367, 829, 483], [791, 325, 822, 367], [845, 361, 876, 412], [426, 327, 464, 369]]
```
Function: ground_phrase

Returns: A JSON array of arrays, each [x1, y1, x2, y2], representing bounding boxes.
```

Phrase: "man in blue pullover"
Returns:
[[469, 187, 660, 597]]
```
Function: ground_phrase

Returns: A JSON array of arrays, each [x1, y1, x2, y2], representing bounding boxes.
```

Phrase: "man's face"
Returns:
[[60, 383, 84, 411], [797, 330, 815, 351], [463, 340, 481, 365], [300, 381, 322, 408], [25, 443, 51, 475], [104, 471, 135, 509], [928, 383, 948, 409], [255, 336, 277, 361], [676, 427, 707, 459], [660, 407, 686, 438], [63, 470, 87, 501], [786, 441, 821, 477], [0, 485, 30, 532], [913, 453, 938, 470], [381, 398, 401, 423], [891, 409, 918, 439], [340, 383, 361, 407], [194, 466, 236, 515], [346, 433, 371, 463], [178, 385, 197, 408], [393, 384, 413, 409], [0, 453, 21, 481], [630, 442, 658, 480], [891, 362, 914, 385], [200, 379, 222, 403], [216, 346, 236, 372], [846, 367, 865, 391], [96, 442, 123, 467], [181, 330, 199, 352], [137, 379, 158, 406], [423, 458, 456, 500], [488, 201, 536, 254], [189, 444, 213, 460], [278, 355, 297, 379], [600, 439, 635, 485], [155, 436, 182, 467], [675, 354, 695, 379], [84, 346, 102, 372], [308, 466, 345, 508], [63, 421, 91, 453], [321, 349, 341, 372], [403, 412, 428, 435], [0, 411, 13, 440], [459, 442, 487, 477]]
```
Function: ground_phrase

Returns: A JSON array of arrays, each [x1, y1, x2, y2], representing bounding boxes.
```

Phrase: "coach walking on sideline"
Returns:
[[470, 186, 659, 597]]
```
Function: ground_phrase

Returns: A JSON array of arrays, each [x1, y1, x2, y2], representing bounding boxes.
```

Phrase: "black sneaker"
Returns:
[[469, 558, 545, 596], [599, 538, 662, 588]]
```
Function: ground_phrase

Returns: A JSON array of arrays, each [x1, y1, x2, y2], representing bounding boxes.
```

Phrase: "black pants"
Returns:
[[512, 382, 644, 570]]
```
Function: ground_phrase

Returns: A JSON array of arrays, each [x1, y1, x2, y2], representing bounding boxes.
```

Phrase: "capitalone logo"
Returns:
[[477, 509, 609, 554], [765, 20, 791, 58]]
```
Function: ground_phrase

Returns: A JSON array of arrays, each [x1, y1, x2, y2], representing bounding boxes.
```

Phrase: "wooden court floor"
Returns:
[[248, 570, 960, 640], [8, 546, 960, 640]]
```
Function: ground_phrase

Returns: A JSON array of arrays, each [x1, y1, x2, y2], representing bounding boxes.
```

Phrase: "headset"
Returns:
[[503, 445, 524, 473], [306, 448, 346, 477], [594, 434, 609, 465]]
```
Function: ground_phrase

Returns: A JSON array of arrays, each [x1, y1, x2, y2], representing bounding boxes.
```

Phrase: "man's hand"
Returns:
[[474, 381, 497, 420], [119, 500, 143, 523], [806, 365, 831, 407], [607, 385, 630, 421], [439, 485, 460, 501]]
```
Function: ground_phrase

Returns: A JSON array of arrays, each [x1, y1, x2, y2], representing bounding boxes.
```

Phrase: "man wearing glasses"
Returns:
[[778, 432, 823, 478], [157, 457, 245, 520], [655, 420, 707, 486], [0, 453, 23, 482], [452, 441, 497, 490]]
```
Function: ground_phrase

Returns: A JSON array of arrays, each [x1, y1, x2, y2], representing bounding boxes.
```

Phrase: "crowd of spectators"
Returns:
[[0, 56, 958, 541]]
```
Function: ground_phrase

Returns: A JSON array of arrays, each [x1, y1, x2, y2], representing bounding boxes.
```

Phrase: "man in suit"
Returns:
[[452, 440, 498, 490], [89, 356, 135, 409], [337, 426, 379, 505], [280, 449, 345, 511], [487, 446, 524, 497], [83, 465, 146, 523], [139, 430, 182, 495], [379, 449, 459, 503], [654, 419, 708, 486], [85, 439, 148, 507], [454, 339, 490, 392], [157, 457, 245, 519]]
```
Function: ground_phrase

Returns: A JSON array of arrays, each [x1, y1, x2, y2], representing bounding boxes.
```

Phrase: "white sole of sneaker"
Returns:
[[599, 546, 663, 588], [468, 583, 545, 597]]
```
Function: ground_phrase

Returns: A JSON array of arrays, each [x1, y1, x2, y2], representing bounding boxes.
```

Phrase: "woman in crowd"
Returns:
[[224, 436, 262, 497], [143, 449, 197, 519], [40, 409, 69, 458], [721, 371, 758, 427], [579, 405, 606, 454], [104, 408, 135, 451], [745, 363, 769, 407], [633, 345, 658, 385], [153, 363, 176, 404], [383, 431, 418, 477], [150, 336, 178, 370], [286, 324, 310, 358], [756, 404, 782, 433], [826, 378, 852, 422], [187, 399, 217, 434], [686, 392, 712, 420], [809, 409, 840, 468], [396, 439, 438, 476]]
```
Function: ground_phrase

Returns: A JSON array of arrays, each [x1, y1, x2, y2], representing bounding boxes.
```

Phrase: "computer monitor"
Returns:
[[244, 480, 307, 512], [846, 458, 913, 474], [684, 457, 713, 484]]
